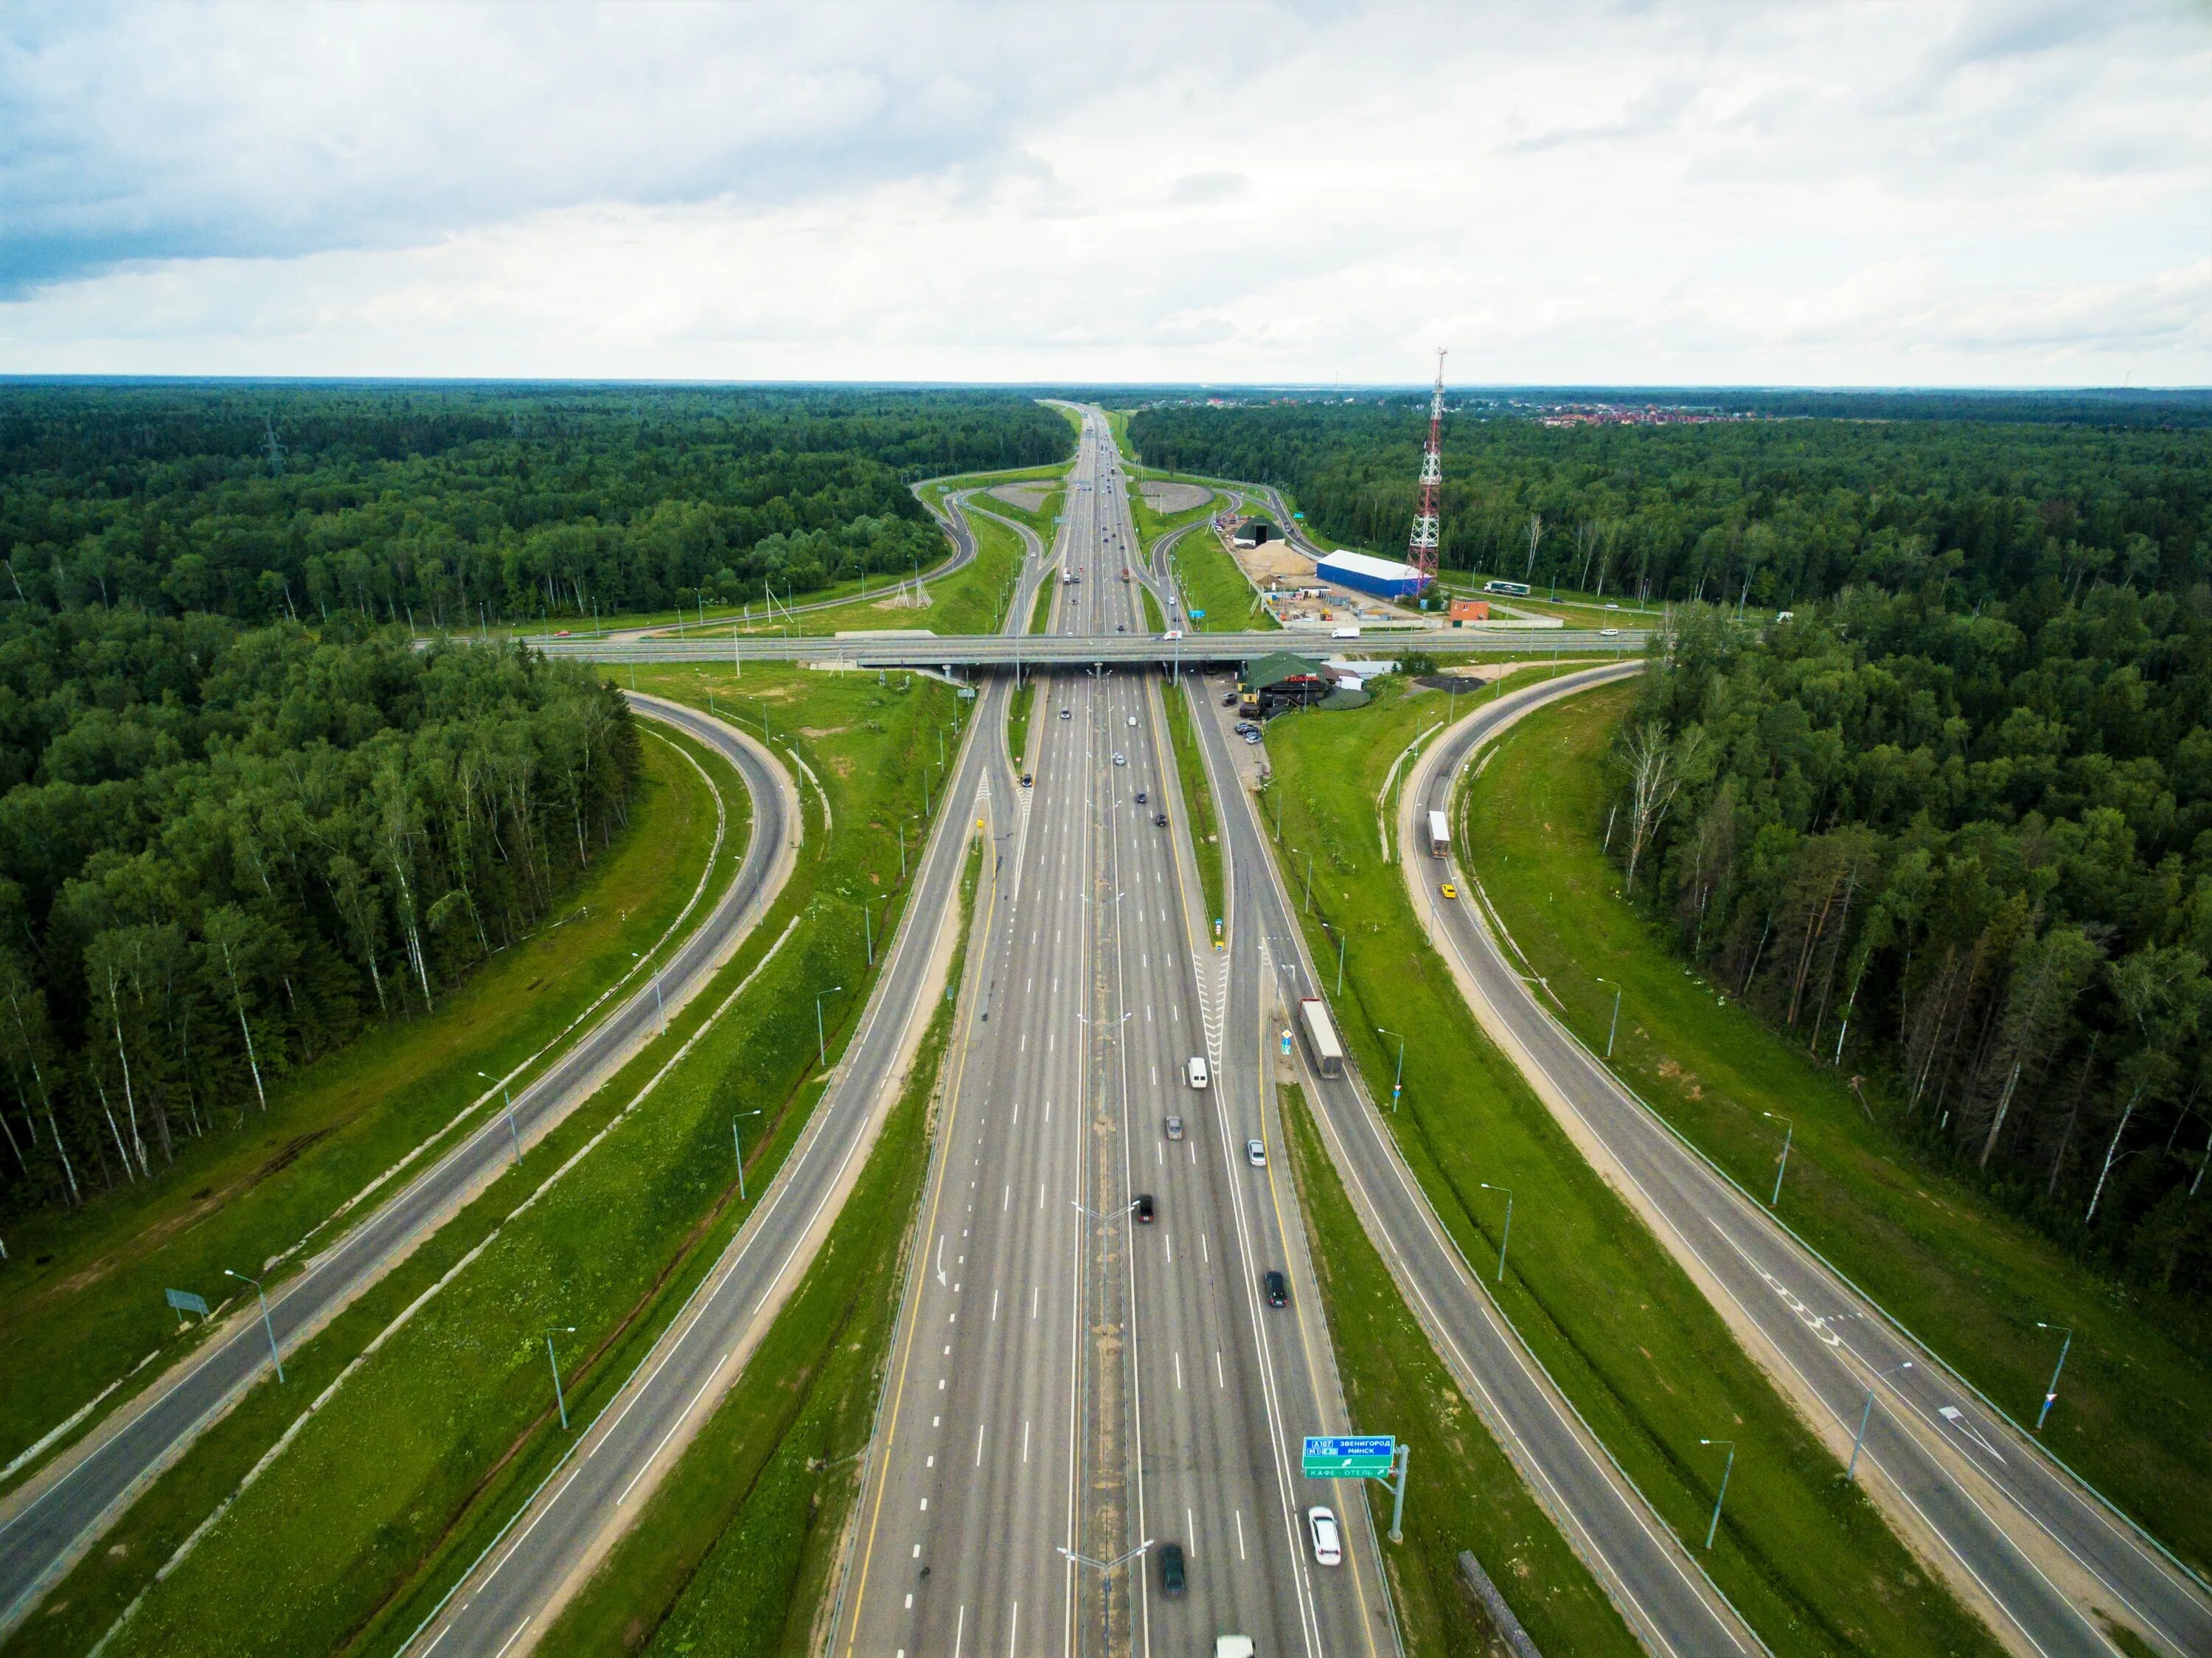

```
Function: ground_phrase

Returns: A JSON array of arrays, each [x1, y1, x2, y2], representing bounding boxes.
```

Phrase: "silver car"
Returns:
[[1164, 1115, 1185, 1141], [1245, 1138, 1267, 1168]]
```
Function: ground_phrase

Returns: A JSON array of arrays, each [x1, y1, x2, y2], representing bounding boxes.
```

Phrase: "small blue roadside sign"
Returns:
[[1304, 1435, 1394, 1479], [166, 1287, 209, 1321]]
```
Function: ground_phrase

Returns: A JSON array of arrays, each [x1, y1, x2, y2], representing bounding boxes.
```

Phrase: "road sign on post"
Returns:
[[1303, 1435, 1394, 1479], [165, 1288, 209, 1321]]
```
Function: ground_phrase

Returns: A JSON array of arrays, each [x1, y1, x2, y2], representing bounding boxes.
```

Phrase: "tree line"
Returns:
[[0, 607, 639, 1213], [0, 385, 1071, 628], [1126, 401, 2212, 611], [1619, 586, 2212, 1297]]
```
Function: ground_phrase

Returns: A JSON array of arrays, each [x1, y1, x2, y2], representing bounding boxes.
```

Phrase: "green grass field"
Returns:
[[1027, 575, 1056, 634], [1171, 526, 1278, 632], [1280, 1082, 1642, 1657], [1007, 679, 1035, 773], [1260, 671, 2003, 1658], [543, 838, 982, 1657], [1465, 681, 2212, 1575], [83, 667, 959, 1658], [1163, 686, 1223, 927], [1141, 583, 1166, 635], [0, 726, 740, 1494], [967, 481, 1063, 545], [725, 500, 1029, 640], [1128, 479, 1222, 559]]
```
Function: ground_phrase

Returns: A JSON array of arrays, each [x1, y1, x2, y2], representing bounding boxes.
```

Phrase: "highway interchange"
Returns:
[[5, 411, 2208, 1658]]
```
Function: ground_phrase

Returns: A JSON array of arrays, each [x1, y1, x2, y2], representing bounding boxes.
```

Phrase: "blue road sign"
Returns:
[[1304, 1434, 1394, 1478], [166, 1287, 209, 1319]]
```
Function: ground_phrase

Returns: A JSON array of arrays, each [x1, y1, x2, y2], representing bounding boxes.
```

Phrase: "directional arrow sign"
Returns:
[[1303, 1434, 1394, 1479]]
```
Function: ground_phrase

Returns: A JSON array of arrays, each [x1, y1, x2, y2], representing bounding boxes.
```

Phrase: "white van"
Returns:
[[1187, 1056, 1209, 1089], [1215, 1640, 1256, 1658], [1332, 625, 1360, 639]]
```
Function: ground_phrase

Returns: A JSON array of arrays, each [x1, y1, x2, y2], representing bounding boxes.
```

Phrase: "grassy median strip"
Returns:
[[1280, 1081, 1641, 1658], [543, 836, 984, 1657], [1263, 672, 2003, 1658], [748, 499, 1029, 639], [1007, 680, 1035, 774], [1164, 685, 1224, 926], [0, 724, 740, 1494], [86, 669, 955, 1658], [1465, 680, 2212, 1573]]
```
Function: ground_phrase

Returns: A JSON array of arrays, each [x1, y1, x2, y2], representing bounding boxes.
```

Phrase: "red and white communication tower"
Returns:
[[1405, 348, 1447, 588]]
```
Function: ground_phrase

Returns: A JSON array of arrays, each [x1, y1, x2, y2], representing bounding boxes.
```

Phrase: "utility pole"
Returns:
[[546, 1327, 576, 1430], [1699, 1439, 1735, 1549], [225, 1269, 285, 1384], [733, 1109, 762, 1201], [2035, 1324, 2073, 1432], [1479, 1182, 1513, 1282]]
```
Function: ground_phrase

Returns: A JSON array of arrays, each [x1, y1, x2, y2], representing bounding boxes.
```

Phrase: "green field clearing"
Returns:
[[1261, 672, 2003, 1658], [87, 667, 958, 1658], [1171, 526, 1277, 632], [1464, 681, 2212, 1574], [0, 725, 742, 1493], [1163, 687, 1223, 926], [544, 838, 982, 1657], [1280, 1082, 1641, 1657], [967, 481, 1063, 544], [726, 500, 1028, 640], [1102, 407, 1135, 462], [1128, 479, 1222, 558]]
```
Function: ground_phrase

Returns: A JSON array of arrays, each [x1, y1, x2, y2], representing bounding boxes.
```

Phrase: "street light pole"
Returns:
[[1479, 1183, 1513, 1283], [1377, 1027, 1407, 1113], [546, 1326, 576, 1430], [815, 987, 844, 1069], [733, 1109, 763, 1201], [2034, 1323, 2073, 1432], [224, 1269, 285, 1384], [479, 1069, 520, 1165], [1594, 976, 1621, 1058], [1848, 1360, 1912, 1483], [863, 896, 887, 965], [1763, 1112, 1793, 1206], [1698, 1438, 1736, 1549]]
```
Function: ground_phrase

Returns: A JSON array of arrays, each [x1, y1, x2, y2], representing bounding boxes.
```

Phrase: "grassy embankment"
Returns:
[[542, 836, 984, 1657], [1172, 521, 1278, 632], [0, 725, 739, 1494], [1141, 584, 1167, 635], [4, 721, 749, 1652], [1261, 671, 2003, 1658], [1466, 680, 2212, 1575], [1162, 687, 1223, 927], [1127, 476, 1222, 558], [1280, 1082, 1642, 1657], [965, 479, 1063, 546], [80, 667, 960, 1658]]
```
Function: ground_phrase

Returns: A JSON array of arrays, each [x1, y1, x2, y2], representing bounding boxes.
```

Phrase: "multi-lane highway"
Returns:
[[832, 412, 1397, 1658], [0, 698, 798, 1642], [1405, 671, 2212, 1658]]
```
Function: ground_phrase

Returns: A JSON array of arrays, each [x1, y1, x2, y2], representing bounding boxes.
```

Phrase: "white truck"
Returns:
[[1428, 809, 1450, 859], [1331, 625, 1360, 639], [1298, 997, 1345, 1079]]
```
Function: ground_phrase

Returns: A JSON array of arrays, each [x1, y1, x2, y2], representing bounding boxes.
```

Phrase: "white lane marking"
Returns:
[[1157, 1142, 1163, 1165], [954, 1604, 965, 1657], [494, 1618, 532, 1658], [1236, 1509, 1248, 1561], [1032, 1285, 1040, 1319], [1187, 1507, 1195, 1555], [1003, 1184, 1010, 1212], [920, 1498, 928, 1510], [976, 1423, 984, 1466], [1023, 1419, 1032, 1462], [1939, 1405, 2009, 1465], [1216, 1350, 1225, 1389], [1175, 1351, 1183, 1390], [991, 1288, 999, 1322], [1200, 1232, 1209, 1264], [1007, 1602, 1019, 1658], [1037, 1181, 1045, 1210]]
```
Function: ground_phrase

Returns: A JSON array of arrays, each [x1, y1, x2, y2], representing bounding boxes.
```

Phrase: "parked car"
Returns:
[[1264, 1269, 1288, 1307], [1158, 1541, 1186, 1598], [1164, 1115, 1184, 1140], [1245, 1137, 1267, 1168], [1307, 1506, 1343, 1565], [1222, 692, 1239, 707]]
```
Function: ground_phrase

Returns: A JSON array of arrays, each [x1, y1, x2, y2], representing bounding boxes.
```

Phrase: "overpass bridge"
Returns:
[[525, 627, 1649, 673]]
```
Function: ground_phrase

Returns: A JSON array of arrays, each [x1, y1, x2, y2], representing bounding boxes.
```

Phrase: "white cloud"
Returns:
[[1, 0, 2205, 384]]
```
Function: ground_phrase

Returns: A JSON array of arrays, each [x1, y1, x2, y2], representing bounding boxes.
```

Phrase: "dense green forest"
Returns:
[[0, 609, 639, 1210], [1127, 403, 2212, 608], [1623, 589, 2212, 1296], [0, 384, 1070, 625]]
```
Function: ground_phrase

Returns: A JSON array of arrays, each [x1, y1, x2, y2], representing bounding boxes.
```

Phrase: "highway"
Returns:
[[1141, 558, 1765, 1655], [832, 411, 1397, 1658], [1405, 670, 2212, 1658], [0, 698, 798, 1643]]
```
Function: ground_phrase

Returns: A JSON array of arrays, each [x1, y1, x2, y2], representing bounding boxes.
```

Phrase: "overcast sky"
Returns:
[[2, 0, 2205, 385]]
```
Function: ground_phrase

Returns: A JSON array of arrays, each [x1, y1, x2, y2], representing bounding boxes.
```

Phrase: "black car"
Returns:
[[1222, 692, 1239, 707], [1264, 1269, 1288, 1307], [1155, 813, 1169, 828], [1020, 773, 1032, 788], [1135, 789, 1147, 803], [1135, 1193, 1156, 1223], [1158, 1541, 1186, 1598]]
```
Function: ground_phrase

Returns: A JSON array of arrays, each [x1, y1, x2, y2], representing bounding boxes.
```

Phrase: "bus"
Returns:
[[1298, 997, 1345, 1078], [1427, 810, 1450, 859], [1481, 579, 1531, 597]]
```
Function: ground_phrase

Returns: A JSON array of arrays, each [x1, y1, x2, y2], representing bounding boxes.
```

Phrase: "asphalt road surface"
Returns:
[[0, 699, 796, 1643], [831, 412, 1396, 1658], [1408, 667, 2212, 1658]]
